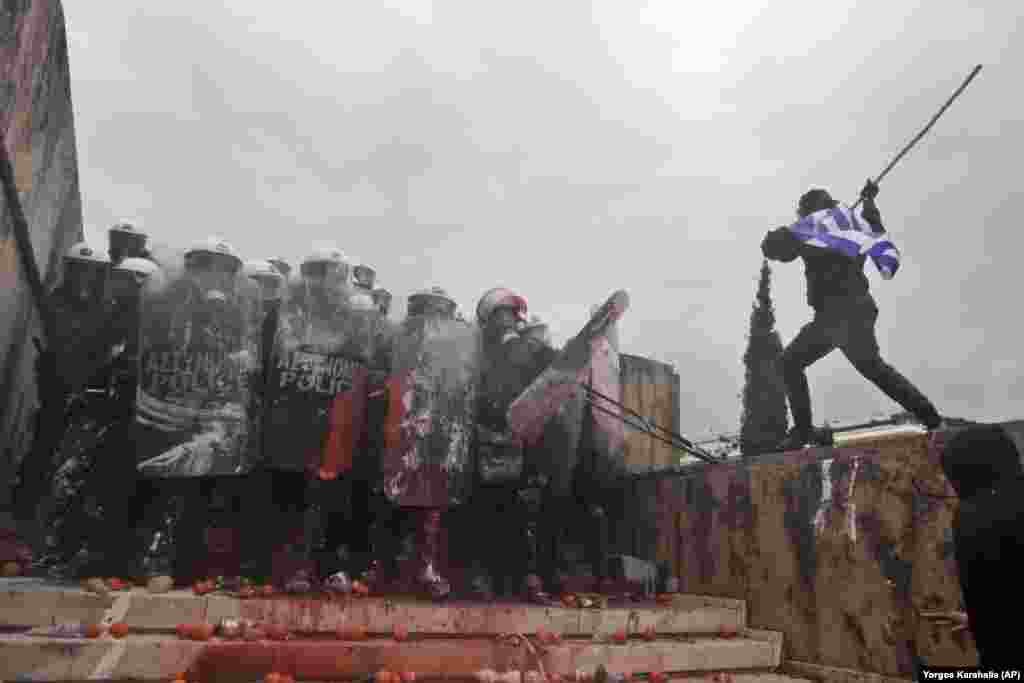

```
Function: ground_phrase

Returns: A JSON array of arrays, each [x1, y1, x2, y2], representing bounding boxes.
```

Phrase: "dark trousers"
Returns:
[[780, 294, 941, 432]]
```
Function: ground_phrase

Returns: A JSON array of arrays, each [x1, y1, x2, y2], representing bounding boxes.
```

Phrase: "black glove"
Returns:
[[860, 179, 880, 201]]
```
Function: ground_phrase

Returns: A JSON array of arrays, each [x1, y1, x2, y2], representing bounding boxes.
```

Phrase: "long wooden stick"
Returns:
[[852, 64, 983, 209]]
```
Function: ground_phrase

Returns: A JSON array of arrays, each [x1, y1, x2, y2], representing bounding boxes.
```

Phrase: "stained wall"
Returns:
[[0, 0, 83, 511]]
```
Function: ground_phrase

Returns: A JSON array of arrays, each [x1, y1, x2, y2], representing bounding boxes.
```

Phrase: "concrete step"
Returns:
[[0, 629, 784, 682], [0, 579, 747, 637]]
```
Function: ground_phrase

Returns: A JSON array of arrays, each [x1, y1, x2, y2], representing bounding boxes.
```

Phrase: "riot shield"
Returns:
[[262, 293, 379, 478], [134, 267, 260, 478], [475, 333, 584, 497], [380, 315, 479, 508], [581, 316, 626, 485]]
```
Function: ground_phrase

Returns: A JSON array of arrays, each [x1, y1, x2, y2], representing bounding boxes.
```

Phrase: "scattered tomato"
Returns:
[[612, 627, 627, 644], [400, 672, 417, 683], [393, 623, 409, 641], [547, 675, 563, 683], [642, 625, 657, 641], [108, 578, 124, 591], [718, 628, 738, 639], [192, 623, 215, 641], [537, 627, 561, 645], [260, 584, 275, 597], [84, 623, 102, 639], [176, 623, 190, 639], [110, 622, 129, 638]]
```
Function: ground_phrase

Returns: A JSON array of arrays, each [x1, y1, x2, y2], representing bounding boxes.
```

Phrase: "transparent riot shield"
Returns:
[[134, 266, 259, 478], [380, 314, 480, 508], [263, 293, 380, 478]]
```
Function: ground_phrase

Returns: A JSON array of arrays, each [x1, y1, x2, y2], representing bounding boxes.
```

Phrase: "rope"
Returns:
[[582, 385, 721, 463]]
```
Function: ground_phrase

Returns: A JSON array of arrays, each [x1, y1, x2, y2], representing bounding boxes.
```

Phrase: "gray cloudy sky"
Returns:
[[66, 1, 1023, 438]]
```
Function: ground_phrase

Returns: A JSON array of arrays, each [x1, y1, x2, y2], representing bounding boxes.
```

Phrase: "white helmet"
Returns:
[[243, 259, 283, 281], [476, 287, 527, 326], [407, 286, 457, 318], [108, 221, 147, 239], [184, 236, 242, 270], [301, 247, 348, 269], [65, 241, 110, 265], [114, 257, 159, 278]]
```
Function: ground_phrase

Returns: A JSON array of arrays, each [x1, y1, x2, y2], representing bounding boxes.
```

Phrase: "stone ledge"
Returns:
[[0, 632, 782, 681], [783, 660, 912, 683], [0, 583, 747, 636]]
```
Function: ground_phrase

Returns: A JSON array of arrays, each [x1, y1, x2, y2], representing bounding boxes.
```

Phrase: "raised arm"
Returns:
[[859, 179, 885, 233]]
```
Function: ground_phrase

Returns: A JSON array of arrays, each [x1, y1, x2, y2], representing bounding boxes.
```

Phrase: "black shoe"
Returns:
[[809, 426, 835, 447], [775, 428, 811, 452]]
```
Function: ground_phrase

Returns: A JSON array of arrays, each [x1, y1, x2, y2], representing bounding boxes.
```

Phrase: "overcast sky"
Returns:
[[65, 1, 1022, 438]]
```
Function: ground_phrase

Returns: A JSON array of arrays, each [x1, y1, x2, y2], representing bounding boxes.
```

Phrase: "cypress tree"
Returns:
[[739, 260, 789, 457]]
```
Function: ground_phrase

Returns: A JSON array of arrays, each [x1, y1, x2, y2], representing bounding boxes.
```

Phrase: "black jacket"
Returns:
[[761, 203, 885, 310], [941, 425, 1024, 669], [954, 479, 1024, 669]]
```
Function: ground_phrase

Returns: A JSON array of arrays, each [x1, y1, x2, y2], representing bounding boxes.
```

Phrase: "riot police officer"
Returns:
[[12, 242, 113, 539], [132, 237, 252, 584], [472, 288, 586, 601]]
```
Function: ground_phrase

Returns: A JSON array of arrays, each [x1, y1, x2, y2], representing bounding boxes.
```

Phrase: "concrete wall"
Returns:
[[0, 0, 83, 509], [652, 429, 988, 678]]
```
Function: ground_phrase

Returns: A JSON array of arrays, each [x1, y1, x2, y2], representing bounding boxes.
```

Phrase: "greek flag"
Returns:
[[788, 205, 901, 279]]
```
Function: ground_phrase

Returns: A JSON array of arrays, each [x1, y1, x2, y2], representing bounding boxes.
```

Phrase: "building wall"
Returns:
[[619, 354, 681, 471], [648, 429, 985, 678], [0, 0, 83, 510]]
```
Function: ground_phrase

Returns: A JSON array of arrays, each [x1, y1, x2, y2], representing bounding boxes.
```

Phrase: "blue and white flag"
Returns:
[[788, 205, 901, 279]]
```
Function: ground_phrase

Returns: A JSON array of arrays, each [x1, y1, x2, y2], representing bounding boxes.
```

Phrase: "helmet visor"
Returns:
[[185, 251, 240, 275]]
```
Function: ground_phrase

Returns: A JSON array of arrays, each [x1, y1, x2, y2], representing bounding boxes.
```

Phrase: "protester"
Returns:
[[761, 180, 944, 450], [939, 424, 1024, 669]]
